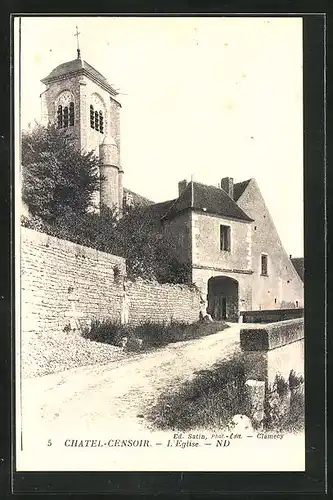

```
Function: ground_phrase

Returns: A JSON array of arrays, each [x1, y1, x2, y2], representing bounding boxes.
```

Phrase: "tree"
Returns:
[[21, 123, 100, 222], [20, 124, 190, 284], [111, 206, 191, 283]]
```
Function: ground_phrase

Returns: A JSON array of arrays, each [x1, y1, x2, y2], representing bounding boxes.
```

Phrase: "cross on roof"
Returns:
[[74, 25, 81, 59]]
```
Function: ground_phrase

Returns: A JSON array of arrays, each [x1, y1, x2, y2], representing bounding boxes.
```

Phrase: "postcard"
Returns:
[[14, 15, 305, 473]]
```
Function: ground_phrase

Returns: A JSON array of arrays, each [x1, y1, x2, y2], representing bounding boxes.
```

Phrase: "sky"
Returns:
[[17, 16, 303, 257]]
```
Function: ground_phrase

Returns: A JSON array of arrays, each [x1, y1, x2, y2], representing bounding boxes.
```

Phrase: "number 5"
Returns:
[[47, 439, 52, 447]]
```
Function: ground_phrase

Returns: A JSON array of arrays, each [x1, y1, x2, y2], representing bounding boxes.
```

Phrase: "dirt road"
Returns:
[[22, 325, 240, 434]]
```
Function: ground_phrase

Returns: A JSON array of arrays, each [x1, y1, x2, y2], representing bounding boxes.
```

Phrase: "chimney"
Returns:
[[220, 177, 234, 199], [178, 179, 188, 197]]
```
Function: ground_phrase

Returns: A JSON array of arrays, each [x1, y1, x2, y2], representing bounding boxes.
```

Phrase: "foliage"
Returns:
[[81, 318, 229, 350], [21, 201, 190, 284], [21, 123, 100, 222], [21, 124, 192, 283], [82, 319, 127, 346], [147, 353, 249, 431], [264, 371, 304, 432], [111, 207, 192, 283]]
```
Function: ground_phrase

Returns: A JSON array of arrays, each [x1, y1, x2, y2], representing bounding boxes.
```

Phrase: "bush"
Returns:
[[264, 370, 304, 432], [81, 319, 229, 350], [82, 320, 127, 346]]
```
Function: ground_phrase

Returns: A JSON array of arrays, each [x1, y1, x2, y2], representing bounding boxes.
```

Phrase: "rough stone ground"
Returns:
[[22, 330, 128, 378], [22, 324, 240, 434]]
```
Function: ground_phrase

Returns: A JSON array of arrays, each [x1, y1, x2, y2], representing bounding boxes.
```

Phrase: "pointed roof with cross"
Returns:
[[42, 25, 119, 96], [41, 58, 119, 97]]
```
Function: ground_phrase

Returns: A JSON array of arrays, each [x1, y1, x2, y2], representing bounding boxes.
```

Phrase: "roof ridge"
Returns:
[[200, 182, 253, 221], [161, 181, 192, 220], [234, 178, 252, 187], [83, 60, 107, 80]]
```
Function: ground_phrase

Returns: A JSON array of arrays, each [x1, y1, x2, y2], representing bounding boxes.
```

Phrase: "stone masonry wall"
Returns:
[[21, 228, 202, 337], [126, 278, 201, 325], [21, 228, 126, 336]]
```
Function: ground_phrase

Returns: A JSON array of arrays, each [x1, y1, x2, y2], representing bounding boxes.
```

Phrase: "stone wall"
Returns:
[[240, 318, 304, 428], [21, 228, 126, 336], [241, 308, 304, 324], [240, 318, 304, 385], [21, 228, 201, 337], [126, 278, 201, 325]]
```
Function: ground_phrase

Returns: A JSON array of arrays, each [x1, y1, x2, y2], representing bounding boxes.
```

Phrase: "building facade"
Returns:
[[155, 178, 304, 320], [39, 52, 304, 320]]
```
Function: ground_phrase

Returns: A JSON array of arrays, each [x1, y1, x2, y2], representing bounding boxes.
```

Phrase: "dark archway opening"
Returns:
[[207, 276, 239, 322]]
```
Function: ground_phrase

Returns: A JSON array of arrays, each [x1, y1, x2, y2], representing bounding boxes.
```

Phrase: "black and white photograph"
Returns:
[[15, 15, 306, 472]]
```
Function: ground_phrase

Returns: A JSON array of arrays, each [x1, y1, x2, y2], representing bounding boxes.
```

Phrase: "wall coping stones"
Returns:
[[240, 318, 304, 352], [22, 227, 126, 273]]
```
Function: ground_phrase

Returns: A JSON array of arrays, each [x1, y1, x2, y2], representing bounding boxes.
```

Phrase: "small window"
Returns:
[[69, 101, 75, 126], [261, 254, 268, 276], [90, 105, 95, 129], [220, 225, 231, 251]]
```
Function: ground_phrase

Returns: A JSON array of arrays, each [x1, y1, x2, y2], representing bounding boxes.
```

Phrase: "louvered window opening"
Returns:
[[57, 103, 75, 128], [90, 105, 104, 134]]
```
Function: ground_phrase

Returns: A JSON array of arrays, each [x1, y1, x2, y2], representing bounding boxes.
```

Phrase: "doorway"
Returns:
[[207, 276, 239, 322]]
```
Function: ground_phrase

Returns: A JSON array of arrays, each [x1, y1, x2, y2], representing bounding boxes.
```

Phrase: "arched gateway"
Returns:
[[207, 276, 239, 322]]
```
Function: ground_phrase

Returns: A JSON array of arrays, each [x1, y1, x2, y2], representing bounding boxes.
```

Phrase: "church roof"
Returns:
[[161, 181, 253, 222], [233, 179, 252, 201], [123, 188, 154, 208], [41, 58, 118, 96]]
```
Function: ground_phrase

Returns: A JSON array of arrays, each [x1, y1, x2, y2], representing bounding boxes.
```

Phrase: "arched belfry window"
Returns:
[[90, 94, 105, 134], [90, 105, 104, 134], [56, 91, 75, 129]]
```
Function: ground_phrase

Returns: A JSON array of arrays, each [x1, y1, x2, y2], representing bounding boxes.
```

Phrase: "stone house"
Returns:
[[145, 178, 304, 320], [37, 51, 304, 320]]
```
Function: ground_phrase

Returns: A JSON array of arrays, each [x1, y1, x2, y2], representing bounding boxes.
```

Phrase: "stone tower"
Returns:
[[40, 47, 123, 211]]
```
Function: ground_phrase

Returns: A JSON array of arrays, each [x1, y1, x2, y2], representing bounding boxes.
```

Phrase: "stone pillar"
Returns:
[[240, 319, 304, 429], [244, 379, 265, 428]]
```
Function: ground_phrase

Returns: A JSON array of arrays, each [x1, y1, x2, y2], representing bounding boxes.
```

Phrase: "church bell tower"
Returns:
[[40, 29, 123, 211]]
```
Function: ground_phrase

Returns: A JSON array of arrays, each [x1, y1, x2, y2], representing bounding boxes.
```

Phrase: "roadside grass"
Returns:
[[81, 319, 229, 351], [146, 356, 305, 433], [264, 371, 304, 433], [147, 352, 249, 431]]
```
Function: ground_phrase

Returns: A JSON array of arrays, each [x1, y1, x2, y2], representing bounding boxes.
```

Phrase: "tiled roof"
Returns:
[[291, 257, 304, 282], [233, 179, 252, 201], [123, 188, 154, 208], [161, 181, 253, 222], [41, 58, 118, 96]]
